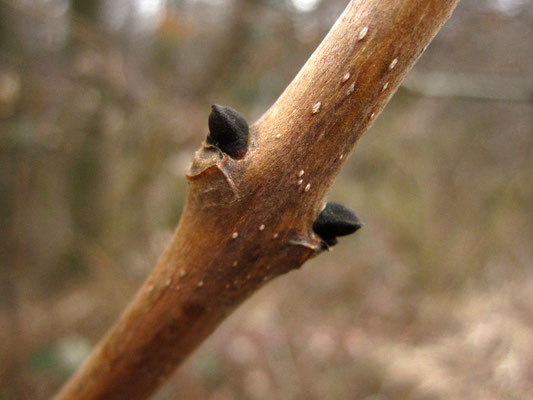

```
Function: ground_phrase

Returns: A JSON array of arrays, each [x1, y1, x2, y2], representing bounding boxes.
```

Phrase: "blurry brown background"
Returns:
[[1, 0, 532, 399]]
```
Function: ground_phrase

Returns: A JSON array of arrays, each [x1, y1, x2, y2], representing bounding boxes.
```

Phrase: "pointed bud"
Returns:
[[312, 202, 363, 245], [207, 104, 249, 158]]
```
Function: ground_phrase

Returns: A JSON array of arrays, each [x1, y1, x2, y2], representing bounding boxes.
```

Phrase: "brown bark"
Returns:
[[54, 0, 460, 399]]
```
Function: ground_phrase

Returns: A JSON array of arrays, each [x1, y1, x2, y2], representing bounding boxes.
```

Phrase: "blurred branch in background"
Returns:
[[0, 0, 532, 399], [404, 71, 533, 102]]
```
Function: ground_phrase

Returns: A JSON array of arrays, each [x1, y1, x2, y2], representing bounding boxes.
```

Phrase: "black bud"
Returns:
[[322, 236, 338, 246], [313, 202, 363, 246], [207, 104, 249, 159]]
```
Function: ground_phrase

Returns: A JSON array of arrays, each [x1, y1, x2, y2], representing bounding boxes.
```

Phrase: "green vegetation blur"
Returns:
[[1, 0, 532, 399]]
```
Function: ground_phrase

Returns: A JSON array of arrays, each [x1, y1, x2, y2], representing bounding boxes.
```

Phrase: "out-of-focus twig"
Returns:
[[403, 70, 533, 102]]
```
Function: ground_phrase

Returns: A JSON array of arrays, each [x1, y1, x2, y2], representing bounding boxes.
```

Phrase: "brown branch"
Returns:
[[54, 0, 460, 399]]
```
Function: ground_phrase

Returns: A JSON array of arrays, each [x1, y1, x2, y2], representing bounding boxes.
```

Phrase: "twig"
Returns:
[[54, 1, 460, 398]]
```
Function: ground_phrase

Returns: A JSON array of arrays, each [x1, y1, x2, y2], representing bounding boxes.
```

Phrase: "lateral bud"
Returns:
[[207, 104, 249, 159], [312, 202, 363, 246]]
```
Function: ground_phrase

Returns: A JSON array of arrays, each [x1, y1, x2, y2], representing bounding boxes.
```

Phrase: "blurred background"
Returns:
[[0, 0, 532, 399]]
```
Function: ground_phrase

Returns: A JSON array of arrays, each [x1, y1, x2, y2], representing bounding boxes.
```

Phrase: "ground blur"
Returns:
[[1, 0, 532, 399]]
